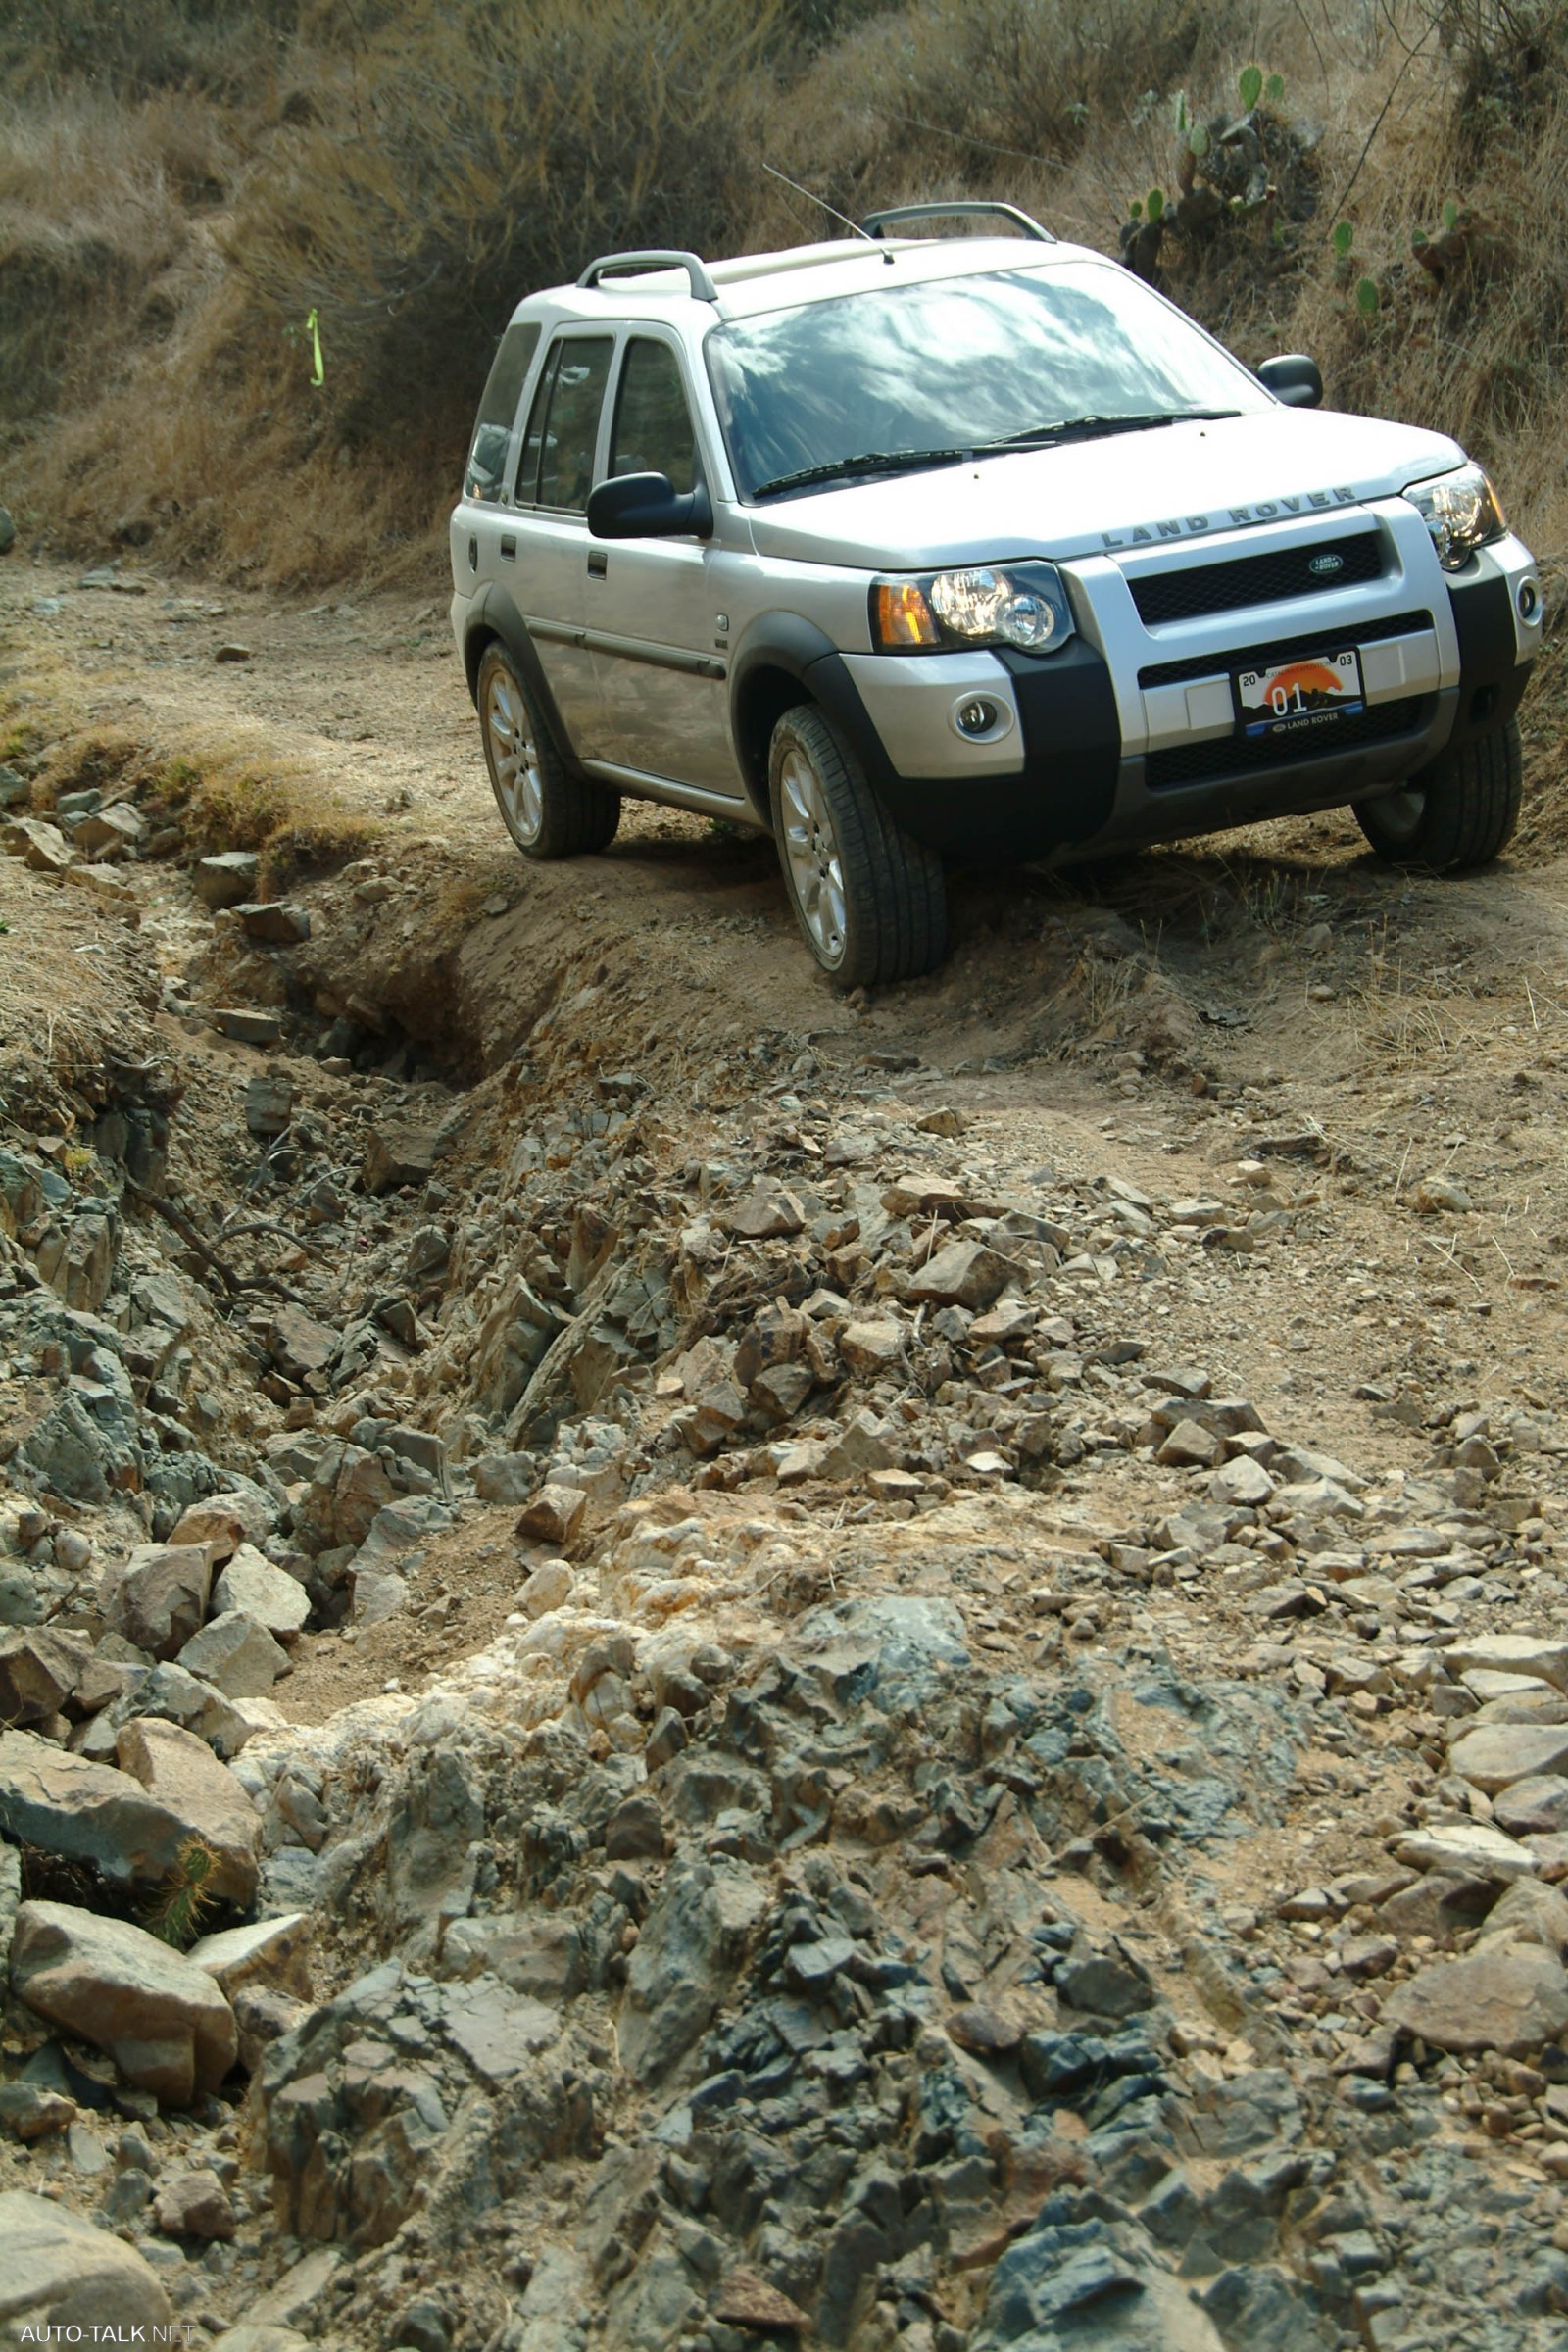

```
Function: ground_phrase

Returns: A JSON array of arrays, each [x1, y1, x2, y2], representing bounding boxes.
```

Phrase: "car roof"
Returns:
[[516, 234, 1115, 331]]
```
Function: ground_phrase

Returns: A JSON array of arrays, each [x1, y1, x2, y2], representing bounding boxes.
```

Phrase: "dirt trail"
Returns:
[[9, 556, 1568, 2351]]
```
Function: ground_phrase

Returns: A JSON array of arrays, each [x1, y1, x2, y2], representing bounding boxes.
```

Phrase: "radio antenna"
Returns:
[[761, 162, 895, 261]]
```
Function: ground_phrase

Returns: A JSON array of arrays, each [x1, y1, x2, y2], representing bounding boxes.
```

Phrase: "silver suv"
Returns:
[[450, 203, 1540, 986]]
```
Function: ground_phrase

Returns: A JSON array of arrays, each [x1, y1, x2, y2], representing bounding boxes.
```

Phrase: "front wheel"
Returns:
[[477, 643, 620, 859], [1352, 715, 1522, 872], [768, 706, 948, 988]]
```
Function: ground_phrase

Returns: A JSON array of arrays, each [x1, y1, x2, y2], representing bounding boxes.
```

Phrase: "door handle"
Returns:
[[587, 550, 608, 578], [500, 536, 516, 560]]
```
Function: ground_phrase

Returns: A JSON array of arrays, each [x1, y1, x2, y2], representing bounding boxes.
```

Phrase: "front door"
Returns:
[[585, 336, 740, 796]]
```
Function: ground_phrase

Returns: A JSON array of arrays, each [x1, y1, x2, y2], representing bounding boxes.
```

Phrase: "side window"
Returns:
[[517, 335, 614, 514], [610, 339, 698, 494], [466, 320, 540, 501]]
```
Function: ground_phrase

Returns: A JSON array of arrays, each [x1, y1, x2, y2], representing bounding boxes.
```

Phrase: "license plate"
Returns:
[[1235, 647, 1364, 739]]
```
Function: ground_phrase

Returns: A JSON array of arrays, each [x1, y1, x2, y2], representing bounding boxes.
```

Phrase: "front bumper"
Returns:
[[819, 512, 1540, 862]]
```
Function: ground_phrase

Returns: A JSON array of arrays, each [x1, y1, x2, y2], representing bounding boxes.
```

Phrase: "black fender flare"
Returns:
[[463, 583, 588, 779], [728, 612, 895, 820]]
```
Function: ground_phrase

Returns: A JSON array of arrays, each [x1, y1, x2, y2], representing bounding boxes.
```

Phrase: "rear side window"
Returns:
[[517, 335, 614, 514], [466, 321, 540, 501], [610, 339, 697, 493]]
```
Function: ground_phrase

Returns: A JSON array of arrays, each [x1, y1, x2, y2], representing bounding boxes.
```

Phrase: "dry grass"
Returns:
[[5, 0, 1568, 657], [0, 647, 377, 886]]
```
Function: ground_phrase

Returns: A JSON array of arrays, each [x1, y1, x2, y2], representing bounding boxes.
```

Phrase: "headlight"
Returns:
[[1402, 464, 1507, 572], [871, 563, 1074, 654]]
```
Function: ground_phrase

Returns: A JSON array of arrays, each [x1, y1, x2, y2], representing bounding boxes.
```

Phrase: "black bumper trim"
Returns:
[[1447, 568, 1531, 747], [802, 639, 1121, 863]]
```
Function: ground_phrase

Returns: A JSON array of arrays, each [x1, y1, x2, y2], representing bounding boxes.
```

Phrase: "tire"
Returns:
[[476, 642, 620, 859], [1352, 714, 1522, 873], [767, 704, 948, 988]]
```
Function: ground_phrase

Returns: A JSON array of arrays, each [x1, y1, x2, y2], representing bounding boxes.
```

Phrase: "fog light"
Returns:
[[1519, 578, 1541, 622], [956, 698, 997, 736]]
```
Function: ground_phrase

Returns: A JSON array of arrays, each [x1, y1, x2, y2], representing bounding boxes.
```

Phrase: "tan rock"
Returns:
[[10, 1901, 237, 2103], [1445, 1635, 1568, 1695], [1447, 1722, 1568, 1793], [213, 1544, 310, 1638], [514, 1485, 587, 1547], [115, 1718, 260, 1905], [0, 1629, 79, 1728], [1479, 1878, 1568, 1957], [725, 1183, 805, 1240], [0, 2189, 172, 2335], [1392, 1820, 1538, 1884], [907, 1237, 1018, 1310], [102, 1543, 214, 1659], [1383, 1944, 1568, 2056], [154, 2169, 236, 2239], [713, 2269, 810, 2331], [187, 1912, 313, 2003], [169, 1500, 249, 1562], [0, 1730, 201, 1888], [838, 1318, 906, 1375]]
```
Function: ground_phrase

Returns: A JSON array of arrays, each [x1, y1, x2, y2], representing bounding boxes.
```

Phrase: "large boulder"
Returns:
[[0, 2191, 172, 2341], [102, 1542, 214, 1658], [115, 1717, 260, 1904], [10, 1901, 238, 2103], [0, 1731, 201, 1888], [1383, 1944, 1568, 2056]]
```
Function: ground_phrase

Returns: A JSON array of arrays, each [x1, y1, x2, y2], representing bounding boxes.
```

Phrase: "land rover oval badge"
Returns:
[[1309, 552, 1345, 576]]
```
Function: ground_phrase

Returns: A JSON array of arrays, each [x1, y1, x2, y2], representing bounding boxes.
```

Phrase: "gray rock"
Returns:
[[176, 1609, 289, 1697], [0, 2190, 173, 2337], [192, 852, 260, 909], [363, 1121, 442, 1194], [10, 1901, 237, 2104], [618, 1856, 767, 2084], [473, 1453, 538, 1503], [213, 1544, 310, 1638]]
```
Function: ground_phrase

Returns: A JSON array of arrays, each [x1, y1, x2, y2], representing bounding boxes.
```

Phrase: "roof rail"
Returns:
[[859, 202, 1054, 245], [577, 250, 719, 303]]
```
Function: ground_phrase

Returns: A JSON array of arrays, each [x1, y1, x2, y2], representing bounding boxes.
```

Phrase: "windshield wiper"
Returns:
[[753, 446, 971, 498], [979, 408, 1242, 452]]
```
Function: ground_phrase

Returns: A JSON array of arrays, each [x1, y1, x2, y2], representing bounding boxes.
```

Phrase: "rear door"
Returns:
[[585, 334, 739, 794], [512, 332, 616, 754], [455, 318, 540, 607]]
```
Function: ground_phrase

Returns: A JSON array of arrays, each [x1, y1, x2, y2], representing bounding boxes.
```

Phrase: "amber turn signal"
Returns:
[[873, 580, 940, 648]]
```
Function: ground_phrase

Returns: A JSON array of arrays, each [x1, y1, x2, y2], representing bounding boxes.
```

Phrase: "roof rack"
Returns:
[[577, 250, 719, 303], [858, 202, 1054, 244]]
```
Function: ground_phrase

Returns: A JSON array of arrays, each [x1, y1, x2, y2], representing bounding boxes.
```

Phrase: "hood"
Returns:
[[742, 408, 1466, 569]]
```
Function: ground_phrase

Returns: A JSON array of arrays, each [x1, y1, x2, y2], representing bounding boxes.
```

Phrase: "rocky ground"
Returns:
[[5, 555, 1568, 2350]]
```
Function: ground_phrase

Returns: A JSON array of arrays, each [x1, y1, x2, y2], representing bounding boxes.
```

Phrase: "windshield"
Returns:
[[706, 262, 1269, 500]]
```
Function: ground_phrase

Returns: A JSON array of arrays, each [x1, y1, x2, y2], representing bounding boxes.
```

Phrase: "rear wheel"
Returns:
[[1353, 715, 1521, 872], [477, 643, 619, 859], [768, 705, 948, 988]]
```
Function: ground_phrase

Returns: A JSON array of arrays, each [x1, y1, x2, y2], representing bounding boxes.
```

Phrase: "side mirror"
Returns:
[[1256, 354, 1323, 410], [587, 471, 713, 540]]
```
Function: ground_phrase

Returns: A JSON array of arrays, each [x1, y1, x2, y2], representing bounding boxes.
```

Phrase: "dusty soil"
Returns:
[[7, 552, 1568, 2348], [8, 552, 1568, 1447]]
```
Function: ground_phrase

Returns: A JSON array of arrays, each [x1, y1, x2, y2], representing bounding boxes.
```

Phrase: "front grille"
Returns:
[[1129, 530, 1385, 627], [1145, 695, 1430, 791], [1139, 609, 1432, 691]]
